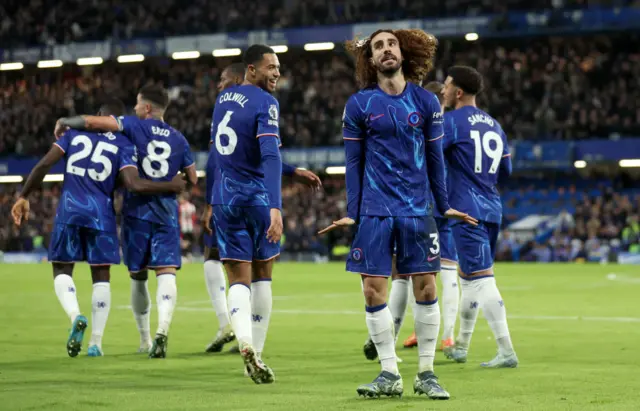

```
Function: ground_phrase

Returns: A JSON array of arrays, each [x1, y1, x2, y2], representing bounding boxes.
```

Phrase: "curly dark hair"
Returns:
[[346, 29, 438, 89]]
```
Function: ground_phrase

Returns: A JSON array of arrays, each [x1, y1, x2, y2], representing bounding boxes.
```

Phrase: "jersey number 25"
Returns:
[[67, 135, 118, 182]]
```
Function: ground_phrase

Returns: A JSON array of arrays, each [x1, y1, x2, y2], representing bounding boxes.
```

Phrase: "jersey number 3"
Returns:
[[66, 135, 118, 182], [214, 111, 238, 156], [470, 130, 503, 174]]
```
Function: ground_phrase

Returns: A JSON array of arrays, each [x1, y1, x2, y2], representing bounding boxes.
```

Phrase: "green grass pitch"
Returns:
[[1, 263, 639, 410]]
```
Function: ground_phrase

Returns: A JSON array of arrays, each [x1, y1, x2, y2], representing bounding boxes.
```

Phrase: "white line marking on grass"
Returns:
[[115, 305, 640, 322], [606, 273, 640, 284], [181, 293, 361, 306]]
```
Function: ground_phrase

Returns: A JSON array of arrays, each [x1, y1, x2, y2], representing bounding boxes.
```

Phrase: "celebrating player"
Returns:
[[208, 44, 284, 384], [203, 63, 321, 354], [362, 81, 461, 358], [403, 81, 460, 351], [54, 85, 198, 358], [319, 29, 476, 399], [13, 98, 185, 358], [440, 66, 518, 368]]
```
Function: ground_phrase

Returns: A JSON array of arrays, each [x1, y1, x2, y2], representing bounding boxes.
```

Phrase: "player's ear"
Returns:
[[247, 64, 256, 77]]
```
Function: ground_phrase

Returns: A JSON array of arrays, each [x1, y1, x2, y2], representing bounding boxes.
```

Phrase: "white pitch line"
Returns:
[[606, 273, 640, 284], [115, 305, 640, 322]]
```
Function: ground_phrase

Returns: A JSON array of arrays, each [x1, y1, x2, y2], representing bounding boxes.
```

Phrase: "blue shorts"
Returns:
[[122, 216, 181, 273], [48, 223, 120, 266], [435, 217, 458, 263], [452, 220, 500, 275], [348, 216, 440, 276], [203, 214, 218, 249], [213, 205, 280, 262]]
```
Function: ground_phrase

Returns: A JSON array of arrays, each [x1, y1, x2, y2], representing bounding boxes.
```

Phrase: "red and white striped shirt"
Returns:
[[178, 201, 196, 234]]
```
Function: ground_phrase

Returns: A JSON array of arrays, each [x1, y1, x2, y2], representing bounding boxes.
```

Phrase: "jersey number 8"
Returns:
[[470, 130, 504, 174], [142, 141, 171, 178], [66, 135, 118, 182], [214, 111, 238, 156]]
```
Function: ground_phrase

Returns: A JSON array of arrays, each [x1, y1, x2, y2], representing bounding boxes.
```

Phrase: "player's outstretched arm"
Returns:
[[119, 167, 186, 194], [12, 145, 65, 226], [54, 116, 120, 138], [284, 163, 322, 191], [317, 139, 362, 235]]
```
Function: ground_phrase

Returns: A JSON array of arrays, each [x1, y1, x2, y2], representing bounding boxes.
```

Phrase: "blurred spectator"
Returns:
[[3, 33, 640, 157], [4, 0, 632, 48], [178, 193, 197, 257], [621, 214, 640, 252]]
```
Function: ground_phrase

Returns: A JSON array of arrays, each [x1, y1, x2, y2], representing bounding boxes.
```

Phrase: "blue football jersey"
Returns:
[[342, 82, 445, 217], [443, 106, 511, 223], [210, 84, 280, 207], [115, 116, 195, 227], [53, 129, 137, 232]]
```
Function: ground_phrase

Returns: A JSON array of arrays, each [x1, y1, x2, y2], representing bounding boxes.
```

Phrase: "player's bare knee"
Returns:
[[251, 259, 273, 282], [130, 270, 148, 281], [224, 260, 252, 286], [90, 266, 110, 283], [52, 263, 74, 278], [412, 274, 438, 301], [362, 276, 387, 307]]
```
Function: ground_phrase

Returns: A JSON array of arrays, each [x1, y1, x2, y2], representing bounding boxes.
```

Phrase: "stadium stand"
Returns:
[[2, 33, 640, 157], [3, 0, 633, 47], [2, 3, 640, 265]]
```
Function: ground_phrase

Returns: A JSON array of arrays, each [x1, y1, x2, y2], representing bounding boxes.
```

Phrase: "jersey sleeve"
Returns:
[[118, 143, 139, 171], [424, 94, 449, 214], [53, 130, 73, 153], [342, 95, 365, 140], [256, 95, 280, 143], [425, 93, 444, 142], [114, 115, 143, 139], [498, 127, 512, 184], [501, 128, 511, 158], [182, 139, 195, 169], [442, 114, 456, 151]]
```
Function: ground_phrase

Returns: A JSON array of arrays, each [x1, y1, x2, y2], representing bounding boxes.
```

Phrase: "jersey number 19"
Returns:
[[470, 130, 503, 174]]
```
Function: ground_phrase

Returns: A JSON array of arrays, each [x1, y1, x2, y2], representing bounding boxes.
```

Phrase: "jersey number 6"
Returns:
[[214, 111, 238, 156]]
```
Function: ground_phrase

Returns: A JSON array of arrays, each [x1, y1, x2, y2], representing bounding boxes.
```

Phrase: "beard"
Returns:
[[376, 58, 402, 76]]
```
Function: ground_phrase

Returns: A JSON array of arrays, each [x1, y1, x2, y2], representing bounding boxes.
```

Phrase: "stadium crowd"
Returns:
[[3, 175, 640, 264], [1, 0, 629, 48], [2, 3, 640, 262], [2, 33, 640, 158]]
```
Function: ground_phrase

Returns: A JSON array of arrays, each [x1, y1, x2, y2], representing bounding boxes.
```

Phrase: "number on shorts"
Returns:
[[429, 233, 440, 255]]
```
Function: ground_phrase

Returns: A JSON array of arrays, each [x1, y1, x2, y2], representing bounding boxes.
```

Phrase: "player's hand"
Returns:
[[201, 205, 213, 235], [267, 208, 283, 243], [444, 208, 478, 226], [11, 197, 30, 227], [317, 217, 355, 235], [169, 173, 187, 193], [293, 168, 323, 191], [54, 119, 69, 139]]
